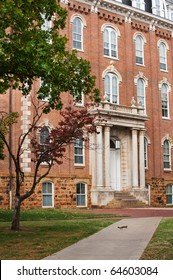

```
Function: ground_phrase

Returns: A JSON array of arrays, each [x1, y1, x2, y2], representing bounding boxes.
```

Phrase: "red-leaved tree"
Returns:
[[0, 101, 98, 231]]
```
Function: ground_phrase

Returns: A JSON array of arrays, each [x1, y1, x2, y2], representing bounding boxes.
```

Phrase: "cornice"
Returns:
[[67, 0, 173, 35]]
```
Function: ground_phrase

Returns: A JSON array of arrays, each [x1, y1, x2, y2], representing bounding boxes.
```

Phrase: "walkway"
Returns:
[[43, 217, 162, 260]]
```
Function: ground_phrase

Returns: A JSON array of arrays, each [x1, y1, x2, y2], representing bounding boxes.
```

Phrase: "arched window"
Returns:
[[40, 126, 49, 145], [159, 42, 167, 71], [135, 35, 144, 65], [137, 78, 145, 108], [76, 182, 87, 206], [161, 83, 169, 118], [104, 73, 119, 104], [72, 17, 83, 50], [166, 185, 173, 205], [103, 27, 117, 58], [42, 182, 54, 207], [163, 139, 171, 169]]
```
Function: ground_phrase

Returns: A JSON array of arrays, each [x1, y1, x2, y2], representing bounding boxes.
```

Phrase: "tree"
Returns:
[[0, 0, 100, 110], [0, 138, 5, 160], [0, 101, 98, 231], [0, 0, 100, 230]]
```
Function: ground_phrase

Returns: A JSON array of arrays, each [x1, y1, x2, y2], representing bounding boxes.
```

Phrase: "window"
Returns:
[[104, 27, 117, 58], [39, 78, 51, 102], [41, 14, 52, 44], [41, 14, 52, 32], [163, 139, 171, 169], [73, 17, 83, 50], [159, 42, 167, 71], [144, 137, 148, 168], [155, 0, 162, 16], [135, 0, 145, 10], [161, 84, 169, 118], [104, 73, 119, 104], [166, 185, 173, 205], [40, 126, 49, 146], [76, 182, 86, 206], [42, 182, 54, 207], [137, 78, 145, 109], [74, 138, 84, 165], [135, 35, 144, 65]]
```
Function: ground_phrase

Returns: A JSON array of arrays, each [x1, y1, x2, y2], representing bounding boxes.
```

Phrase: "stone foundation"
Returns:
[[150, 178, 166, 207], [0, 173, 92, 209]]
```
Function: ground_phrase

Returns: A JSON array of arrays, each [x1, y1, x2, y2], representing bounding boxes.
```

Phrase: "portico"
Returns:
[[90, 100, 149, 206]]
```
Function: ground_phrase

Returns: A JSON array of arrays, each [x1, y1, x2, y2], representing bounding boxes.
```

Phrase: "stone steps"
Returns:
[[106, 191, 147, 208]]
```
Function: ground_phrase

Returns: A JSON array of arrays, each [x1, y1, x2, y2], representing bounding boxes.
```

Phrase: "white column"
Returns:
[[139, 129, 145, 188], [132, 129, 138, 187], [90, 133, 97, 187], [96, 126, 103, 187], [104, 126, 110, 187]]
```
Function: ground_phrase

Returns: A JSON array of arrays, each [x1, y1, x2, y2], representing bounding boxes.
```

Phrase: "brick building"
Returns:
[[1, 0, 173, 209]]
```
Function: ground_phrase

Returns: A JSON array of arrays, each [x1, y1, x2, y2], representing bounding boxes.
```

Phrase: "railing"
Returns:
[[97, 101, 145, 116]]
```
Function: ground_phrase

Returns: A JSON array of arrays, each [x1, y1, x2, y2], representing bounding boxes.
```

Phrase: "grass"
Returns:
[[140, 218, 173, 260], [0, 209, 119, 260]]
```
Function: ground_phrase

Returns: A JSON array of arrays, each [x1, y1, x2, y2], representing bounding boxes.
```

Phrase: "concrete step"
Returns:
[[106, 191, 147, 208]]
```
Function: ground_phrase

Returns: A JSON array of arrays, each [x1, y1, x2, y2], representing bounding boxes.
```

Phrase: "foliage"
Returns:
[[0, 0, 100, 112], [0, 138, 5, 160], [0, 111, 19, 159], [0, 0, 101, 230], [0, 100, 99, 230]]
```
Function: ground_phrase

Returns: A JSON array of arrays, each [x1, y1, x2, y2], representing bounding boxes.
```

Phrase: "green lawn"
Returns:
[[0, 209, 118, 260], [140, 218, 173, 260]]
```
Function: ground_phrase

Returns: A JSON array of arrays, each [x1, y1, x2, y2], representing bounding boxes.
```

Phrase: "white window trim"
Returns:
[[157, 40, 169, 72], [101, 24, 120, 60], [74, 92, 84, 107], [134, 73, 148, 112], [159, 81, 171, 119], [137, 78, 146, 111], [74, 138, 85, 166], [131, 0, 145, 11], [162, 138, 172, 171], [76, 182, 87, 207], [42, 182, 54, 208], [37, 122, 53, 166], [70, 14, 86, 52], [104, 72, 119, 104], [166, 184, 173, 205], [133, 33, 146, 66], [152, 0, 165, 17], [39, 77, 52, 102]]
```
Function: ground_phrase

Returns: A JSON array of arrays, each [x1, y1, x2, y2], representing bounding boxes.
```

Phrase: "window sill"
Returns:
[[104, 55, 119, 60], [72, 48, 84, 53], [136, 63, 145, 67], [164, 169, 172, 172], [162, 117, 171, 121], [74, 164, 85, 168], [160, 69, 168, 73]]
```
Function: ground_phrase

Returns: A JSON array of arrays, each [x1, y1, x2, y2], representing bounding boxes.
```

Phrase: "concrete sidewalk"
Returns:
[[43, 217, 162, 260]]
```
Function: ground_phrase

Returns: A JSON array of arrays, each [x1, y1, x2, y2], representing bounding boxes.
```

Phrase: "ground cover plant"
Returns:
[[0, 209, 119, 260], [140, 218, 173, 260]]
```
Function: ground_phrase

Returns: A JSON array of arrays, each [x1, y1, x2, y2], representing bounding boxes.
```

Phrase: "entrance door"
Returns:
[[110, 140, 121, 191]]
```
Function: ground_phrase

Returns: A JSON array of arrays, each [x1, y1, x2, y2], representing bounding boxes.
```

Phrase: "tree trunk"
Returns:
[[11, 196, 21, 231]]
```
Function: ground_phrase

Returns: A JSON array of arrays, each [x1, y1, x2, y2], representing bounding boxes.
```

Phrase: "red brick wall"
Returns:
[[1, 1, 173, 208]]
